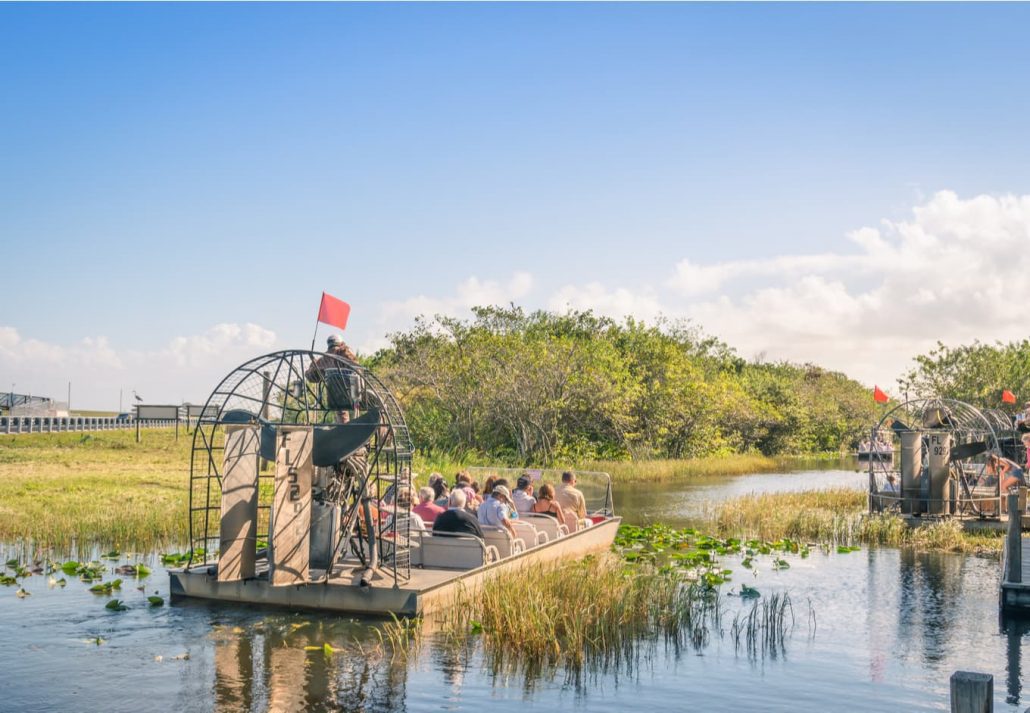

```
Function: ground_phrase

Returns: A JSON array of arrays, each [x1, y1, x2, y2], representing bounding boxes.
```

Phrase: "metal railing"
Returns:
[[0, 416, 178, 434]]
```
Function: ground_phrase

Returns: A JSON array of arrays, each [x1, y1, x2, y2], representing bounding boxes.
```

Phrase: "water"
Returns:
[[2, 461, 1027, 712]]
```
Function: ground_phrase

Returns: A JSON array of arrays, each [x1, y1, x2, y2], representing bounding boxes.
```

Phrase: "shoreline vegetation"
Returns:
[[0, 430, 1004, 555], [708, 489, 1004, 554]]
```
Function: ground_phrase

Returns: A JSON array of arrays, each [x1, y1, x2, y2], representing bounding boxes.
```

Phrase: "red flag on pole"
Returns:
[[317, 292, 351, 331], [1002, 389, 1017, 404], [873, 386, 889, 404]]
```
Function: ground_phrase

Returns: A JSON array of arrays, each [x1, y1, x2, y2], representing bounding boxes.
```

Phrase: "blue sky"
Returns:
[[4, 3, 1030, 408]]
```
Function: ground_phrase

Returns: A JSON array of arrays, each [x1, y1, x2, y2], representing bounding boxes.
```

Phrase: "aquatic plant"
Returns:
[[709, 489, 1006, 554], [730, 592, 795, 659], [427, 554, 723, 675], [615, 523, 810, 587]]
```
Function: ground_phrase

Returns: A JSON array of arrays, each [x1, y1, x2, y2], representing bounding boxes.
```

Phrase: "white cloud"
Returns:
[[9, 191, 1030, 407], [361, 271, 536, 353], [548, 282, 666, 323], [163, 323, 277, 368], [540, 190, 1030, 386], [0, 323, 279, 409]]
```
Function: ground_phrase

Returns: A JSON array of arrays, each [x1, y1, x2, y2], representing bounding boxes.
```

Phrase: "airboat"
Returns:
[[167, 349, 621, 616], [866, 397, 1028, 523]]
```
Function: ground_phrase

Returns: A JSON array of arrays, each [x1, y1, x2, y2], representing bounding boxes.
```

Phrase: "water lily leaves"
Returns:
[[147, 596, 164, 606], [303, 643, 337, 657], [772, 558, 790, 570], [102, 550, 121, 560], [105, 599, 128, 611], [60, 561, 80, 575], [5, 558, 19, 568], [89, 579, 123, 595], [114, 563, 152, 577], [836, 545, 861, 554], [0, 575, 17, 586], [740, 584, 761, 599]]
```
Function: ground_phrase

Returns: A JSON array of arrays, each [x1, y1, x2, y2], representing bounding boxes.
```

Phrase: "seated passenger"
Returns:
[[491, 479, 519, 518], [432, 479, 450, 508], [530, 483, 564, 520], [454, 471, 478, 505], [987, 454, 1026, 492], [482, 476, 497, 498], [413, 486, 445, 524], [477, 485, 518, 538], [513, 475, 537, 514], [556, 471, 587, 520], [432, 489, 485, 538], [384, 487, 425, 533]]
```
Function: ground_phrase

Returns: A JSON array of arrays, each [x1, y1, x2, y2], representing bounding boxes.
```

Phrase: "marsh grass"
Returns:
[[425, 554, 721, 676], [710, 489, 1004, 554], [0, 429, 190, 547], [580, 454, 781, 482], [731, 592, 795, 659], [412, 453, 789, 484]]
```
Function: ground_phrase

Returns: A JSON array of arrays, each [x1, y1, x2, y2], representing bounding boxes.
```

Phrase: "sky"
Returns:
[[4, 3, 1030, 410]]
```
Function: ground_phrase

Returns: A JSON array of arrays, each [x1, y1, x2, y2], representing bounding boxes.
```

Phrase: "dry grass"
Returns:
[[0, 429, 190, 547], [578, 454, 782, 482], [425, 554, 721, 672], [709, 488, 1004, 554]]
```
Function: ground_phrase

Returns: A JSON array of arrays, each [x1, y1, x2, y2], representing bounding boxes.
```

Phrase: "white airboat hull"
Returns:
[[169, 516, 622, 617]]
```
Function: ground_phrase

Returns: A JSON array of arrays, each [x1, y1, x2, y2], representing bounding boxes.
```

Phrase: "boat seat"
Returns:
[[511, 519, 548, 547], [520, 513, 568, 540], [481, 527, 526, 559], [415, 531, 499, 570], [562, 510, 594, 533]]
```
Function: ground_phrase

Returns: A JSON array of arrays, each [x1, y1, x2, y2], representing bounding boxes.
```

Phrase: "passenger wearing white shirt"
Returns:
[[512, 475, 537, 515]]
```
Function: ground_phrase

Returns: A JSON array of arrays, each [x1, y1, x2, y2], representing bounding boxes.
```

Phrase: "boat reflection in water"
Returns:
[[211, 615, 408, 712]]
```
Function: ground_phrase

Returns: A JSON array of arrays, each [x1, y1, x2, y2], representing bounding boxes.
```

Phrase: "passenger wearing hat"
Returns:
[[512, 475, 537, 515], [477, 484, 517, 537]]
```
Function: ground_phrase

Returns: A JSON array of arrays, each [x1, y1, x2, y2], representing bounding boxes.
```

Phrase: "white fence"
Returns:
[[1, 416, 178, 434]]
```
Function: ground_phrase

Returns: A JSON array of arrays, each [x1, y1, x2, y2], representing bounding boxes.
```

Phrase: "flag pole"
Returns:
[[310, 292, 323, 351], [310, 317, 320, 352]]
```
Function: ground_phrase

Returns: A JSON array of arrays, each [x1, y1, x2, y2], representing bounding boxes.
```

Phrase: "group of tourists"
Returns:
[[388, 469, 591, 541]]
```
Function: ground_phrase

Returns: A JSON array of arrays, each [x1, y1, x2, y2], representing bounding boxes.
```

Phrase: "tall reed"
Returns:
[[710, 489, 1004, 553], [427, 554, 722, 675], [730, 592, 795, 659]]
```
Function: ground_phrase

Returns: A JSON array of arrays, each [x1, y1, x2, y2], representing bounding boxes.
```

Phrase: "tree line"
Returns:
[[367, 307, 879, 464], [898, 340, 1030, 410]]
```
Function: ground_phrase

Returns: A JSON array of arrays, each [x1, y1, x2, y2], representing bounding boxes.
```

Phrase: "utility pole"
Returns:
[[67, 382, 71, 413], [119, 388, 123, 413]]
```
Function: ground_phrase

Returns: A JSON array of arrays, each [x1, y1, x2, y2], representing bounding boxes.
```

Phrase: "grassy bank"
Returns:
[[580, 454, 782, 482], [709, 489, 1005, 554], [406, 452, 790, 484], [0, 429, 190, 547]]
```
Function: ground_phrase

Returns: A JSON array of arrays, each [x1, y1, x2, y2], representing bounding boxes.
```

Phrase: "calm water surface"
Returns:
[[2, 461, 1026, 712]]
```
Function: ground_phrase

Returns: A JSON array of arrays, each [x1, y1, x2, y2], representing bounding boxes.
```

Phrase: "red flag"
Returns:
[[1003, 389, 1017, 404], [317, 292, 351, 331], [873, 386, 889, 404]]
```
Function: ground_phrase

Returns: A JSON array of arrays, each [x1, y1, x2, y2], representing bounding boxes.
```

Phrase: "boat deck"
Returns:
[[1001, 534, 1030, 612], [170, 516, 621, 616]]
